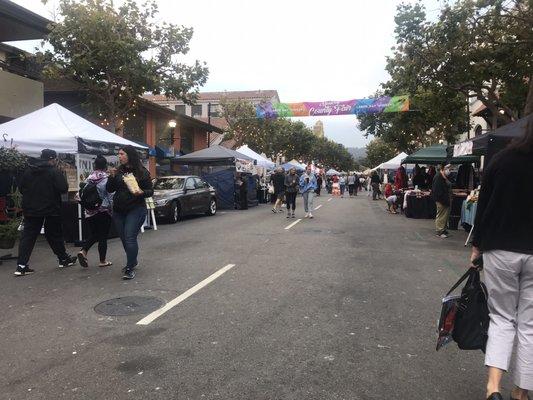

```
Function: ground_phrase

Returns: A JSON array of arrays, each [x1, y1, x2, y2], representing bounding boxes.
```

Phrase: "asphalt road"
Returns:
[[0, 194, 512, 399]]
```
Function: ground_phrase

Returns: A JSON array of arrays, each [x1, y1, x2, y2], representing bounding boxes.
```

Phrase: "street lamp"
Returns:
[[168, 120, 177, 128]]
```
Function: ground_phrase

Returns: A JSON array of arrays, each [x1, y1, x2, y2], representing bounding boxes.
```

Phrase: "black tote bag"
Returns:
[[452, 268, 490, 351]]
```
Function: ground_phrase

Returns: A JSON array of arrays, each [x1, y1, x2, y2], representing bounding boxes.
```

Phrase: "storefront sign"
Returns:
[[256, 96, 409, 118]]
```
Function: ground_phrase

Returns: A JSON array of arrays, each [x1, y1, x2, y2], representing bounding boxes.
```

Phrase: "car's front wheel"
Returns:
[[206, 198, 217, 216], [169, 201, 181, 223]]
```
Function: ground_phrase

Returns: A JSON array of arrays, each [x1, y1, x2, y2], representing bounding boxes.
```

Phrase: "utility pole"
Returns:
[[208, 102, 211, 147]]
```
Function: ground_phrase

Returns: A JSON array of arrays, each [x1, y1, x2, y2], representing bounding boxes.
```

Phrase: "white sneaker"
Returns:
[[309, 213, 314, 219], [304, 213, 309, 218]]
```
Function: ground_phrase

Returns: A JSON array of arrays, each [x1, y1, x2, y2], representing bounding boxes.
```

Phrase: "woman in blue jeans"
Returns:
[[106, 146, 153, 280]]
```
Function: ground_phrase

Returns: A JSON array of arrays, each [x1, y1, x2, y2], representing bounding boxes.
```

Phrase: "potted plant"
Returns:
[[0, 218, 20, 249], [0, 186, 23, 249]]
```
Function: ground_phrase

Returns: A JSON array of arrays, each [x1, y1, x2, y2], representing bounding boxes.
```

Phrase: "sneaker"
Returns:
[[309, 213, 314, 219], [14, 265, 35, 276], [59, 255, 77, 268], [286, 213, 290, 218], [291, 213, 296, 218], [272, 208, 277, 213], [436, 233, 449, 238], [122, 268, 136, 280], [77, 252, 88, 268], [304, 213, 309, 218]]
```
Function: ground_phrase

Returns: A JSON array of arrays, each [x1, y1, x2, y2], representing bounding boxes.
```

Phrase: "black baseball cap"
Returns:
[[40, 149, 57, 160]]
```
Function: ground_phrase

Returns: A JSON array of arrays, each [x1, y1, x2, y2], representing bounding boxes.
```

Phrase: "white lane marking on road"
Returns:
[[327, 198, 332, 202], [314, 205, 323, 210], [284, 219, 302, 230], [136, 264, 236, 326]]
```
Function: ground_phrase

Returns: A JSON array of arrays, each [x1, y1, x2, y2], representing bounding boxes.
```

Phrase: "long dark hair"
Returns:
[[119, 145, 144, 178], [507, 116, 533, 154]]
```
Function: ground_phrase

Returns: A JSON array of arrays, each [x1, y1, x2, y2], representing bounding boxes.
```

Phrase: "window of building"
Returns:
[[474, 125, 483, 137], [123, 111, 146, 145], [191, 105, 203, 117], [208, 104, 221, 117], [175, 104, 186, 115]]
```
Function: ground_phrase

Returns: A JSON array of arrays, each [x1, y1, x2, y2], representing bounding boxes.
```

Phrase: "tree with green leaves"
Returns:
[[359, 0, 532, 153], [363, 138, 397, 169], [40, 0, 208, 132], [389, 0, 532, 124]]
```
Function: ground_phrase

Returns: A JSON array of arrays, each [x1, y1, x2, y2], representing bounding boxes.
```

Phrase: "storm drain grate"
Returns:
[[94, 296, 164, 316]]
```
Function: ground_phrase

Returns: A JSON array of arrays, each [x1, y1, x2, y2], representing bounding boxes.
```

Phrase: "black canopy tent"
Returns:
[[172, 146, 258, 209], [449, 114, 533, 164], [401, 144, 479, 165]]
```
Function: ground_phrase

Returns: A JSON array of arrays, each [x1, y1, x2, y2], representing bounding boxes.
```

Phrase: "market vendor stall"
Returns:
[[403, 190, 436, 219], [172, 145, 257, 209], [402, 144, 479, 165], [0, 103, 148, 243], [451, 114, 533, 165]]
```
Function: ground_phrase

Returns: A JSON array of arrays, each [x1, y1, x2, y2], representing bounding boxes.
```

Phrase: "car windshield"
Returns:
[[154, 178, 185, 190]]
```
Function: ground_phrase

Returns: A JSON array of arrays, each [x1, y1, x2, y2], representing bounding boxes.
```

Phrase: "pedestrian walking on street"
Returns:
[[347, 173, 356, 197], [14, 149, 77, 276], [470, 120, 533, 400], [284, 167, 298, 218], [77, 155, 114, 268], [315, 174, 323, 196], [271, 167, 286, 213], [339, 174, 346, 197], [300, 165, 317, 218], [431, 164, 451, 238], [106, 146, 153, 280], [370, 171, 381, 200]]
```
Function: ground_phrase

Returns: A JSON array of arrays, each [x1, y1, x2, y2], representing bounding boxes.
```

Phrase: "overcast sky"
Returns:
[[10, 0, 446, 148]]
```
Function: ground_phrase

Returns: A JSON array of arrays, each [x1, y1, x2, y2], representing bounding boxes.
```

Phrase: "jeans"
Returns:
[[484, 250, 533, 390], [113, 206, 146, 269], [340, 184, 346, 195], [435, 202, 450, 234], [285, 192, 297, 211], [18, 215, 68, 266], [302, 191, 314, 213], [82, 212, 112, 262]]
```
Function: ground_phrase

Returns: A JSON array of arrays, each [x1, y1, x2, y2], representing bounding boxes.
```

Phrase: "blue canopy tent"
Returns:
[[172, 145, 257, 209]]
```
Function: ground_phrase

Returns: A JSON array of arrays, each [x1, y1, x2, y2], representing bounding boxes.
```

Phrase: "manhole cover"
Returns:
[[94, 296, 164, 316]]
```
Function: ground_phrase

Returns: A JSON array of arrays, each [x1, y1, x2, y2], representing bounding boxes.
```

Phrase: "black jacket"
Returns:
[[272, 172, 286, 195], [370, 174, 381, 184], [284, 173, 299, 193], [472, 148, 533, 254], [20, 159, 68, 217], [106, 166, 154, 213], [431, 173, 451, 206]]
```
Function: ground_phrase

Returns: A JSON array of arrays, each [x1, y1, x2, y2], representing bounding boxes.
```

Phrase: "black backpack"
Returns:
[[79, 182, 102, 211], [450, 268, 490, 351]]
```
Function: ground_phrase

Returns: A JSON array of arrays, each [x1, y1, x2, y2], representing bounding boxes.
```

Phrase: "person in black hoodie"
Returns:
[[14, 149, 77, 276], [106, 146, 153, 280], [470, 120, 533, 400], [431, 164, 452, 238]]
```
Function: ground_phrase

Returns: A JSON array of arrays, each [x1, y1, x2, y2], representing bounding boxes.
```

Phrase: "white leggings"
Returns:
[[484, 250, 533, 390]]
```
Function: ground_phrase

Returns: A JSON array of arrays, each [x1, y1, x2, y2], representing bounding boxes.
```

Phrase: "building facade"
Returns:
[[144, 90, 281, 131], [44, 79, 222, 177], [0, 0, 50, 123]]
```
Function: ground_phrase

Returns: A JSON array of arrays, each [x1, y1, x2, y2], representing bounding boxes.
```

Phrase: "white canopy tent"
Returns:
[[0, 103, 149, 242], [236, 145, 275, 169], [0, 103, 147, 156], [326, 168, 341, 176], [371, 152, 412, 171]]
